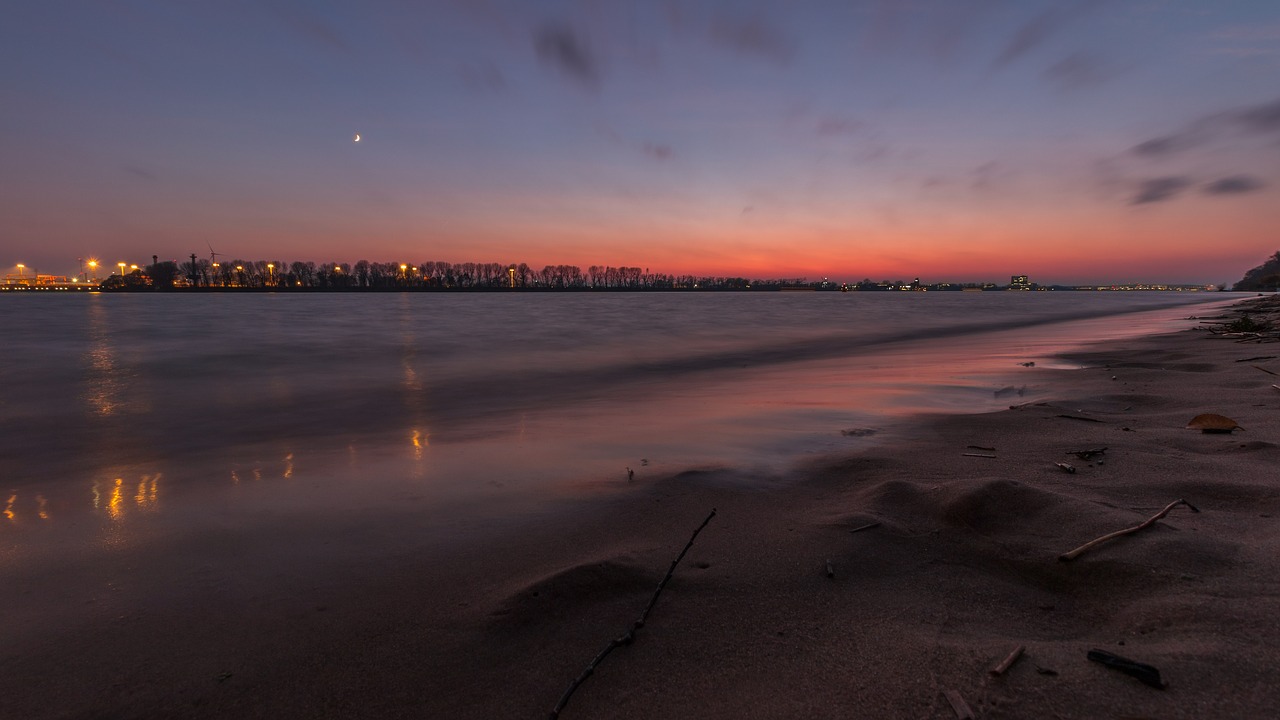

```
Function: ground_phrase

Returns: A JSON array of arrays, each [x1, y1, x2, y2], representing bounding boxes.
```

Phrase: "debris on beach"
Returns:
[[841, 427, 878, 437], [963, 452, 997, 459], [1087, 649, 1167, 689], [549, 509, 717, 719], [990, 645, 1025, 676], [1253, 365, 1278, 376], [849, 521, 881, 534], [1057, 413, 1105, 423], [1019, 361, 1036, 367], [1055, 462, 1076, 474], [942, 688, 976, 719], [1068, 447, 1107, 460], [1059, 498, 1199, 562], [1186, 413, 1242, 433]]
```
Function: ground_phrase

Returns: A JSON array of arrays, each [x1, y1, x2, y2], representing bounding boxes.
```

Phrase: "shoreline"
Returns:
[[4, 296, 1279, 718]]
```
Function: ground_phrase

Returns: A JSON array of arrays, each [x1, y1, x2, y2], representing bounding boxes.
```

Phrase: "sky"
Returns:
[[3, 0, 1279, 285]]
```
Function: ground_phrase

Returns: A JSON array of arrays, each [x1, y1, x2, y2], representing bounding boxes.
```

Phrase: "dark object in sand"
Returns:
[[549, 508, 717, 719], [963, 452, 997, 459], [990, 645, 1025, 676], [1057, 413, 1105, 423], [1059, 498, 1200, 562], [849, 521, 881, 534], [1087, 649, 1167, 689], [942, 688, 975, 719], [1236, 355, 1277, 362], [1055, 462, 1076, 474], [1068, 447, 1107, 460], [1186, 413, 1242, 433]]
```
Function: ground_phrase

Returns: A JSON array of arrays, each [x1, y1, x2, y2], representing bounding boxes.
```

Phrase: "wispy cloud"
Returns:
[[533, 23, 599, 89], [1131, 176, 1194, 205], [1131, 97, 1280, 158], [1044, 52, 1112, 91], [1203, 174, 1266, 196], [709, 16, 795, 65], [641, 142, 673, 161], [993, 0, 1101, 68]]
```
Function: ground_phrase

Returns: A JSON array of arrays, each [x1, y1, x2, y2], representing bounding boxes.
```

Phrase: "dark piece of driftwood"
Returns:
[[967, 445, 996, 451], [990, 645, 1025, 676], [1055, 462, 1076, 474], [1068, 447, 1107, 460], [942, 688, 975, 719], [963, 452, 997, 459], [1057, 414, 1104, 423], [1236, 355, 1277, 362], [1058, 499, 1199, 562], [850, 521, 881, 534], [1087, 649, 1166, 689], [1253, 364, 1278, 376], [549, 508, 717, 719]]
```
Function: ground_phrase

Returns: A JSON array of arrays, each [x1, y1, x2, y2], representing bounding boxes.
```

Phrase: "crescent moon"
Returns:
[[354, 133, 361, 142]]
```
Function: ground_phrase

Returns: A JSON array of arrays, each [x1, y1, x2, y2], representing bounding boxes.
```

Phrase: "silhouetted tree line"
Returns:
[[108, 257, 821, 291], [1233, 251, 1280, 291]]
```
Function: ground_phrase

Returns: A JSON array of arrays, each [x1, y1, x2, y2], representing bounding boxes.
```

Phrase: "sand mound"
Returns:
[[487, 558, 654, 628]]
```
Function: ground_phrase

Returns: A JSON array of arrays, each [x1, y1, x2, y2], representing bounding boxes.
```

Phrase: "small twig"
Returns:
[[1054, 462, 1076, 474], [1236, 356, 1277, 362], [1057, 414, 1105, 423], [990, 645, 1025, 676], [1058, 499, 1199, 562], [1253, 365, 1279, 376], [942, 688, 975, 719], [963, 452, 997, 458], [849, 521, 881, 534], [549, 508, 717, 719]]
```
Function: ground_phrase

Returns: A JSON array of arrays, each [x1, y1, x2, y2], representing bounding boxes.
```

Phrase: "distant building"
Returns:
[[1009, 275, 1031, 290]]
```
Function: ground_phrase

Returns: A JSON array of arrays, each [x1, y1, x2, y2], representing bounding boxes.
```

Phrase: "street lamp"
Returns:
[[88, 259, 98, 281], [118, 262, 126, 277], [508, 265, 515, 289], [16, 263, 24, 279]]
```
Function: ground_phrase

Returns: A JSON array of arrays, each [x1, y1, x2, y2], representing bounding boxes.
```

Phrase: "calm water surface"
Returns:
[[0, 291, 1240, 553]]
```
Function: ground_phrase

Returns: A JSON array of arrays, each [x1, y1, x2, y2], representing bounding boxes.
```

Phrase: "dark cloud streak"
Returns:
[[533, 24, 599, 89], [1204, 175, 1266, 195], [1131, 176, 1193, 205]]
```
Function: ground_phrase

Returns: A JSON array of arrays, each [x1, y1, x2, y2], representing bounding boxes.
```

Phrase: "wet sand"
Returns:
[[5, 295, 1280, 719]]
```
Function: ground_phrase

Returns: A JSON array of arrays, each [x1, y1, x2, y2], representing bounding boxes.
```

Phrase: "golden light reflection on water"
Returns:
[[4, 494, 15, 521], [108, 478, 124, 519], [83, 299, 123, 416], [412, 428, 428, 460], [284, 453, 294, 479], [37, 495, 49, 520]]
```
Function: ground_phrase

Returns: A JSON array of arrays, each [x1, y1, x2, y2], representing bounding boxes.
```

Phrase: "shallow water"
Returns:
[[0, 290, 1240, 552]]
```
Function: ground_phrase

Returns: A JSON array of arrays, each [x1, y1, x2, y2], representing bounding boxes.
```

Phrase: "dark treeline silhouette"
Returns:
[[103, 257, 820, 291], [1233, 251, 1280, 292]]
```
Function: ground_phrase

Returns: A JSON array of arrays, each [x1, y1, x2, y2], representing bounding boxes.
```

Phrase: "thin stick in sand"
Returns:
[[549, 508, 717, 719], [1058, 499, 1199, 562], [942, 688, 975, 719], [990, 645, 1025, 676], [850, 521, 881, 534]]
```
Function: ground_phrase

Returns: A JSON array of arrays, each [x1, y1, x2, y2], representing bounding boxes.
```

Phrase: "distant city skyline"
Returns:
[[4, 1, 1279, 285]]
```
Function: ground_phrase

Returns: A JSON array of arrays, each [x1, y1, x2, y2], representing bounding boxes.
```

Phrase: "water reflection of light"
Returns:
[[134, 474, 159, 510], [252, 467, 262, 482], [37, 495, 49, 520], [411, 429, 428, 460], [83, 299, 123, 416], [231, 470, 241, 485], [92, 481, 101, 509], [108, 478, 124, 519], [284, 453, 294, 479], [4, 494, 15, 521]]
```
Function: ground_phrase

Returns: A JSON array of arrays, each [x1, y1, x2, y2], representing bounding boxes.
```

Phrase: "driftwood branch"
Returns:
[[990, 645, 1025, 676], [1058, 499, 1199, 562], [850, 521, 881, 534], [942, 688, 975, 719], [549, 508, 717, 719]]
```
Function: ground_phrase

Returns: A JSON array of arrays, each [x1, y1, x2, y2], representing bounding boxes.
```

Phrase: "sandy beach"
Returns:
[[6, 295, 1280, 719]]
